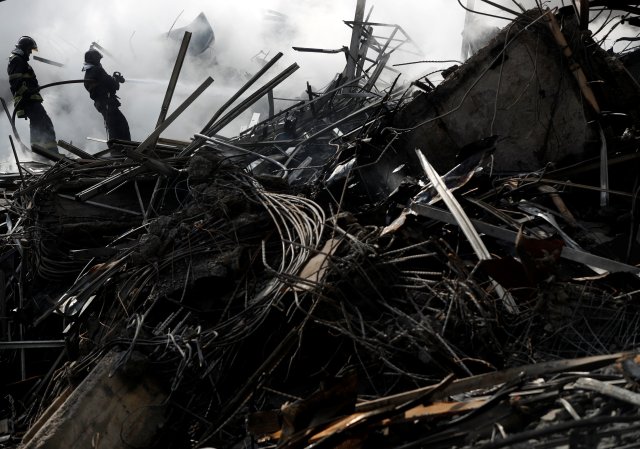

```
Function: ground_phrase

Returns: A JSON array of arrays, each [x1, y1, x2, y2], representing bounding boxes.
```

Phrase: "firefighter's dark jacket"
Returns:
[[83, 63, 119, 105], [7, 49, 43, 116]]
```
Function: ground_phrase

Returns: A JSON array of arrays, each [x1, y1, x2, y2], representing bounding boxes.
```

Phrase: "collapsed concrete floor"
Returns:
[[4, 3, 640, 449]]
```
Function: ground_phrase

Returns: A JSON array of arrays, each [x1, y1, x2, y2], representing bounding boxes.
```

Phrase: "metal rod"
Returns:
[[200, 51, 283, 133], [478, 0, 520, 16], [58, 194, 142, 216], [9, 136, 25, 187], [355, 24, 373, 79], [235, 76, 364, 139], [203, 64, 299, 136], [412, 203, 640, 276], [91, 41, 116, 60], [284, 99, 383, 167], [57, 140, 98, 160], [17, 255, 25, 380], [31, 144, 74, 165], [292, 47, 345, 54], [143, 177, 164, 224], [75, 166, 147, 202], [363, 53, 390, 92], [32, 55, 65, 67], [125, 148, 178, 176], [194, 134, 287, 171], [0, 97, 29, 152], [181, 63, 299, 157], [346, 0, 367, 81], [0, 340, 65, 349], [267, 89, 274, 118], [0, 271, 6, 341], [156, 31, 191, 128], [133, 180, 146, 216], [133, 76, 214, 154]]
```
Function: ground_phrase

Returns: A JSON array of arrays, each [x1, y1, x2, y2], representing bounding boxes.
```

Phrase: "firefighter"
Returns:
[[7, 36, 58, 153], [82, 48, 131, 142]]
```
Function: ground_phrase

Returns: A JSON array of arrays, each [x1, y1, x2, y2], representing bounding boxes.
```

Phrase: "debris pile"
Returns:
[[3, 2, 640, 448]]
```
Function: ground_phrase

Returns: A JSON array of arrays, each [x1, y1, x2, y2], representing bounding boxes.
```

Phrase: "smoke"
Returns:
[[0, 0, 591, 170]]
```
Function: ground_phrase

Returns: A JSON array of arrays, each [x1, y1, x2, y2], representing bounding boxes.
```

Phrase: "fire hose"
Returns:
[[2, 79, 96, 152]]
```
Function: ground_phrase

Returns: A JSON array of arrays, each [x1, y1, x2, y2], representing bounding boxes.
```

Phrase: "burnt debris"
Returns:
[[4, 2, 640, 448]]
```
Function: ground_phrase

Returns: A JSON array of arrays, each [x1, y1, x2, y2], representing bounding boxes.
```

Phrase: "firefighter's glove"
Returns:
[[113, 71, 125, 84]]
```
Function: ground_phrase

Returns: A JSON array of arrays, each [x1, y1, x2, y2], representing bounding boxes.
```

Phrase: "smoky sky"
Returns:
[[0, 0, 609, 169]]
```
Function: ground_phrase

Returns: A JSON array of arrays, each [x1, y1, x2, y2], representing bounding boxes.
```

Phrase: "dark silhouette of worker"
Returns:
[[82, 48, 131, 142], [7, 36, 58, 153]]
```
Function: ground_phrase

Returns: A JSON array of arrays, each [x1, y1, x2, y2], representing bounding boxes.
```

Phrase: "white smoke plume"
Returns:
[[0, 0, 470, 169], [0, 0, 621, 170]]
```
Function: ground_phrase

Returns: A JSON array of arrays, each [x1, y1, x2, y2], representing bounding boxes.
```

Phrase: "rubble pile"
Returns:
[[3, 2, 640, 448]]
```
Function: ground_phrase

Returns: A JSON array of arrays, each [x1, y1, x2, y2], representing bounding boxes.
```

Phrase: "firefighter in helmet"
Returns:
[[82, 47, 131, 142], [7, 36, 58, 153]]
